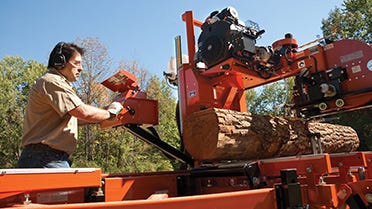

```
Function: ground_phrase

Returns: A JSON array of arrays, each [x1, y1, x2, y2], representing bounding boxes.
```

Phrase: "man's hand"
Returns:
[[107, 101, 124, 116]]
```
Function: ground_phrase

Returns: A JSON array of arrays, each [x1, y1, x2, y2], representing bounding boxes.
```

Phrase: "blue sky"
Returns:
[[0, 0, 343, 80]]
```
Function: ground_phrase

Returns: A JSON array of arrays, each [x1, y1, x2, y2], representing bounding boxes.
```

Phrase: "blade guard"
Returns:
[[100, 70, 158, 128], [101, 70, 139, 93]]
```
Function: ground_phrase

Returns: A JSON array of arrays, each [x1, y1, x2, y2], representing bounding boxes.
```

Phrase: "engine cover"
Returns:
[[197, 20, 257, 68]]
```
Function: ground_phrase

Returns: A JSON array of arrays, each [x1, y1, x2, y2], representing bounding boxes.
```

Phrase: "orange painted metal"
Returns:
[[2, 9, 372, 209], [100, 97, 158, 128], [28, 188, 85, 204], [7, 188, 276, 209], [363, 152, 372, 179], [326, 152, 368, 184], [100, 70, 158, 128], [101, 70, 139, 93], [104, 178, 135, 202], [0, 168, 101, 207], [272, 37, 299, 50], [181, 11, 203, 68], [178, 11, 302, 128], [0, 188, 85, 206], [0, 168, 101, 193], [199, 57, 305, 89], [3, 153, 372, 208], [178, 10, 372, 130], [193, 176, 251, 194], [337, 180, 372, 208], [295, 39, 372, 117], [258, 154, 339, 208], [103, 172, 180, 201], [259, 154, 332, 187], [337, 183, 353, 207], [311, 184, 339, 208]]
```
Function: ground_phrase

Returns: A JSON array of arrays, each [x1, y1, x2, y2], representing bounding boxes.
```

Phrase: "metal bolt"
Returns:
[[23, 193, 31, 205], [319, 176, 325, 185], [365, 193, 372, 203], [207, 179, 213, 187], [229, 178, 235, 186], [338, 189, 347, 200], [252, 177, 260, 186]]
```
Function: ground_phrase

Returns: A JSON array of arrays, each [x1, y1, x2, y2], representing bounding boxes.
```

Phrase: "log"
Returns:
[[183, 108, 359, 161]]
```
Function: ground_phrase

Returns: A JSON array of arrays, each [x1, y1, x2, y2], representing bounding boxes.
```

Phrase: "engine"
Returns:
[[196, 7, 266, 68]]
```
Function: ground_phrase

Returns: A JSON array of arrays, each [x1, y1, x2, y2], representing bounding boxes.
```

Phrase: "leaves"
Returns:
[[321, 0, 372, 43], [321, 0, 372, 150], [246, 78, 294, 116], [0, 56, 46, 168], [67, 38, 180, 173], [0, 38, 181, 172]]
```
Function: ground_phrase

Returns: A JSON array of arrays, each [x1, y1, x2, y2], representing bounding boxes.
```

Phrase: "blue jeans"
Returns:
[[18, 143, 71, 168]]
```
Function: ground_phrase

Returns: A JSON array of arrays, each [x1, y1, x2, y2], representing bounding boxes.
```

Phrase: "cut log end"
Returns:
[[183, 108, 359, 161]]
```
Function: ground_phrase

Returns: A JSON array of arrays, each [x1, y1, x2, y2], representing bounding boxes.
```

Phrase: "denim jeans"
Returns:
[[18, 143, 71, 168]]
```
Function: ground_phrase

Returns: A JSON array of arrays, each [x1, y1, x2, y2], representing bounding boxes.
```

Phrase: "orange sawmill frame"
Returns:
[[2, 152, 372, 208]]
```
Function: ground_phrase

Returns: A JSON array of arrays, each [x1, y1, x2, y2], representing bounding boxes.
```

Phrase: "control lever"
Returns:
[[126, 106, 135, 115]]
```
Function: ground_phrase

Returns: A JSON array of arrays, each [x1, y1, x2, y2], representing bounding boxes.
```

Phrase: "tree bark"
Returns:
[[183, 108, 359, 161]]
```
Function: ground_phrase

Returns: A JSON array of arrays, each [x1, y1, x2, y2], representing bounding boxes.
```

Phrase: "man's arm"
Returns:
[[69, 103, 111, 123]]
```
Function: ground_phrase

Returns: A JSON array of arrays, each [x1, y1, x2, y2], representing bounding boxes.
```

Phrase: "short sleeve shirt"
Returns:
[[21, 68, 84, 155]]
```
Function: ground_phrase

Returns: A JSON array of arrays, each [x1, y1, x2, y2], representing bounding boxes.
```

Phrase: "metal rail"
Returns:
[[124, 124, 194, 166]]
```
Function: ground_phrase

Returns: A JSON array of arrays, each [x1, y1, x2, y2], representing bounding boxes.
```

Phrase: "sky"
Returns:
[[0, 0, 343, 81]]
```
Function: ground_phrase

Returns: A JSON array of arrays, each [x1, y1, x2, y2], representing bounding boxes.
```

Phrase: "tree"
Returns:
[[335, 109, 372, 150], [246, 78, 294, 116], [321, 0, 371, 43], [0, 42, 180, 172], [321, 0, 372, 150], [145, 75, 181, 170], [117, 59, 149, 89], [0, 56, 45, 168], [73, 37, 113, 163], [71, 53, 180, 172], [113, 60, 179, 172]]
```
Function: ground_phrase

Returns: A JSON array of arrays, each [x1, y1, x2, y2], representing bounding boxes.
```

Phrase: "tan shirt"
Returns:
[[21, 68, 84, 155]]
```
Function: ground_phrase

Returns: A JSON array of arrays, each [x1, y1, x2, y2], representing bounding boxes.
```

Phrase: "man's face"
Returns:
[[59, 53, 83, 82]]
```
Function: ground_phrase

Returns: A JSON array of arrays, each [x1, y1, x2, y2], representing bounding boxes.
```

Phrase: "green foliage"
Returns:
[[67, 38, 179, 173], [73, 37, 113, 163], [77, 75, 179, 174], [145, 76, 183, 170], [0, 56, 46, 168], [321, 0, 372, 150], [333, 109, 372, 151], [246, 78, 294, 116], [321, 0, 371, 43], [0, 38, 178, 173], [146, 76, 179, 148], [247, 0, 371, 151], [72, 125, 172, 173]]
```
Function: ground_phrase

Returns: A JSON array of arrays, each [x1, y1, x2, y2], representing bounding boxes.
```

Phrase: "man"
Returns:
[[17, 42, 122, 168]]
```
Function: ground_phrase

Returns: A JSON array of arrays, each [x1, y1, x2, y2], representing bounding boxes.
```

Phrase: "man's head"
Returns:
[[48, 42, 84, 82]]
